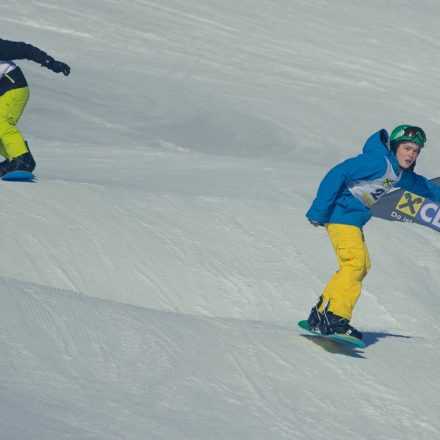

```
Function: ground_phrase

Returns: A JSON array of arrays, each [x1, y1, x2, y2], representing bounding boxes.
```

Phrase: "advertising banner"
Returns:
[[371, 177, 440, 232]]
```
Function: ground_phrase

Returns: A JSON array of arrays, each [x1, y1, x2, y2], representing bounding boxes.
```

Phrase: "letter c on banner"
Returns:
[[420, 203, 438, 223]]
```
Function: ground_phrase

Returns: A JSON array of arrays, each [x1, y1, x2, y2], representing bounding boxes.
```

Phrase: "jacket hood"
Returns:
[[362, 129, 400, 172]]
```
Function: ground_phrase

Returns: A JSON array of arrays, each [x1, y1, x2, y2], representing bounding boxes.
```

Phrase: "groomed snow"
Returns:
[[1, 1, 440, 439]]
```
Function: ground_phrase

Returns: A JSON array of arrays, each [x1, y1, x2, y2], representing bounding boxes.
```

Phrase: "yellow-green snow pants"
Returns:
[[317, 224, 371, 320], [0, 86, 30, 160]]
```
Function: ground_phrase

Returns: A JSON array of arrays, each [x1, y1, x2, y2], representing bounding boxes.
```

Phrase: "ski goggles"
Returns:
[[400, 126, 427, 144]]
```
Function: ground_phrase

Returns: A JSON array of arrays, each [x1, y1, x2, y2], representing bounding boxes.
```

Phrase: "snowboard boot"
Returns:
[[0, 158, 9, 176], [2, 142, 36, 176], [320, 310, 363, 341], [307, 296, 326, 331]]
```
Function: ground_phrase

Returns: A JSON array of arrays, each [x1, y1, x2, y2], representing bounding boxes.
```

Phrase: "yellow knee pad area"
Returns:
[[320, 224, 371, 320], [0, 87, 30, 159]]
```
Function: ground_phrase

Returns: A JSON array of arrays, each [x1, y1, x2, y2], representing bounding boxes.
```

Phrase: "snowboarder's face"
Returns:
[[395, 141, 421, 169]]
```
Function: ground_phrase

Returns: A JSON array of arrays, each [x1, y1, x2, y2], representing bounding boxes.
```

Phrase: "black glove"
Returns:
[[41, 55, 71, 76]]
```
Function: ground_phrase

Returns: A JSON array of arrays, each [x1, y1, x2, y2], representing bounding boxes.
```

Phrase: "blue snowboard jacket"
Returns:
[[306, 129, 440, 228]]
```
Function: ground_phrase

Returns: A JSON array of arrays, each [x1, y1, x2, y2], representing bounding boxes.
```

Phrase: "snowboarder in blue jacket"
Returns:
[[0, 38, 70, 177], [305, 125, 440, 342]]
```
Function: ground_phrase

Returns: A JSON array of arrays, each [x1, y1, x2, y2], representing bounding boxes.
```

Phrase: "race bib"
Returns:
[[347, 158, 401, 207]]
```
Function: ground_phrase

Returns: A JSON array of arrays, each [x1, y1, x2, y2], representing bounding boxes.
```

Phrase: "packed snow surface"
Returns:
[[1, 1, 440, 439]]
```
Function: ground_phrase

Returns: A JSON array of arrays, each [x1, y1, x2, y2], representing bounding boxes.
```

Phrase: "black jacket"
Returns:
[[0, 38, 50, 64], [0, 38, 70, 96]]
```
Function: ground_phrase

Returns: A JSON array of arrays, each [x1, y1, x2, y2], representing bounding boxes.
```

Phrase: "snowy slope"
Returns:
[[1, 1, 440, 439]]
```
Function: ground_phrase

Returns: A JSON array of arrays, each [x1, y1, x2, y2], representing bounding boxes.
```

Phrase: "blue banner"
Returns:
[[371, 177, 440, 232]]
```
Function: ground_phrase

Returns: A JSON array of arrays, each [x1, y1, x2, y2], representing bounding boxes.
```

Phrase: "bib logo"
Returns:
[[395, 191, 440, 230], [382, 178, 396, 189]]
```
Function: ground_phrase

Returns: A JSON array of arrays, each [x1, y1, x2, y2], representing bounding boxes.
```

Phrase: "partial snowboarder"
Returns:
[[0, 38, 70, 178], [304, 125, 440, 344]]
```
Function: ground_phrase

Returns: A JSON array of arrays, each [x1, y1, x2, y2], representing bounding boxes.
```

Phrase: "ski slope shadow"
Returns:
[[362, 331, 414, 347], [301, 330, 415, 358], [300, 334, 366, 359]]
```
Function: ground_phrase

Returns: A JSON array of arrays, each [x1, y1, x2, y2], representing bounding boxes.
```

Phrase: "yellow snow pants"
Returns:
[[317, 224, 371, 320], [0, 86, 30, 160]]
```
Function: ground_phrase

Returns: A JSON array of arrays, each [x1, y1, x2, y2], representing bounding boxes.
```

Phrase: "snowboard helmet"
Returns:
[[389, 125, 426, 153], [389, 125, 426, 171]]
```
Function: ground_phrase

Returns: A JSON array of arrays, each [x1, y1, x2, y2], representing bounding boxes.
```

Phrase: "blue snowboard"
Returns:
[[298, 320, 366, 348], [1, 170, 35, 182]]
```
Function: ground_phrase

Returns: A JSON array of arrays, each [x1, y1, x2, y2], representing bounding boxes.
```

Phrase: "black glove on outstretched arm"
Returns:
[[0, 38, 70, 76], [40, 55, 71, 76]]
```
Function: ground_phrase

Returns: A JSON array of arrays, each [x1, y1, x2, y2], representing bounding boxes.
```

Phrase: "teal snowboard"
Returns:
[[298, 320, 366, 348]]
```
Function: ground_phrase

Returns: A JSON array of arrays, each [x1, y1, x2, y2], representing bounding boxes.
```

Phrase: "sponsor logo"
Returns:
[[394, 191, 440, 230], [382, 178, 396, 189], [417, 202, 440, 229], [396, 192, 424, 217]]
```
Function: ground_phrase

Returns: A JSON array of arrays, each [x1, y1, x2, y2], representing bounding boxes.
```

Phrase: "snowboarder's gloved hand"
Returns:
[[309, 219, 324, 227], [41, 55, 71, 76]]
